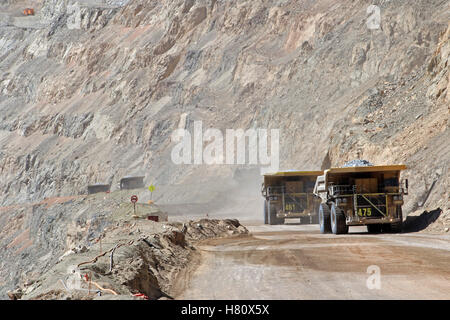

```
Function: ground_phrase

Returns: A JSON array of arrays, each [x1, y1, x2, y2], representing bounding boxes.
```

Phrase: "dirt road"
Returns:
[[173, 223, 450, 299]]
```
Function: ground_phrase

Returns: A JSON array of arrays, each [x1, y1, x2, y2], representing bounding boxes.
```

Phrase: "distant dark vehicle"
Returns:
[[261, 171, 323, 225], [23, 8, 35, 16], [87, 184, 111, 195], [119, 176, 145, 190]]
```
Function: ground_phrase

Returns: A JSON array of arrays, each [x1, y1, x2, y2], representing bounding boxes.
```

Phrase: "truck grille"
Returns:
[[284, 194, 307, 212], [355, 194, 387, 218]]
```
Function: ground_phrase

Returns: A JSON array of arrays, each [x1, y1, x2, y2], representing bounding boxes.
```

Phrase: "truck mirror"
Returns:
[[402, 178, 409, 195]]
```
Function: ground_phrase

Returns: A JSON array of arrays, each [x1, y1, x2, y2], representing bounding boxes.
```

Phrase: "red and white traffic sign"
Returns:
[[131, 195, 138, 203]]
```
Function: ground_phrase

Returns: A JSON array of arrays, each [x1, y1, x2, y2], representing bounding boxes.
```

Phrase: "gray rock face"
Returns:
[[0, 195, 110, 299], [0, 0, 447, 209], [0, 0, 447, 215], [105, 0, 130, 6]]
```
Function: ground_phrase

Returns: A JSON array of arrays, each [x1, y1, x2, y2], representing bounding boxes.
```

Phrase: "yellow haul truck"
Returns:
[[313, 165, 408, 234], [262, 171, 323, 225]]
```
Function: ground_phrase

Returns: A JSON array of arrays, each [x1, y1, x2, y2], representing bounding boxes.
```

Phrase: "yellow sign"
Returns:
[[148, 185, 155, 192]]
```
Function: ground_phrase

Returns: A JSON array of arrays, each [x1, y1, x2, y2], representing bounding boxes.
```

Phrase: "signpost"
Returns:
[[148, 185, 155, 200], [131, 195, 138, 215]]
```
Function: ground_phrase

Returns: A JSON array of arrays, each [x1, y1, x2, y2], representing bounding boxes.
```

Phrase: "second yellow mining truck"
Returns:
[[262, 171, 323, 225], [313, 165, 408, 234]]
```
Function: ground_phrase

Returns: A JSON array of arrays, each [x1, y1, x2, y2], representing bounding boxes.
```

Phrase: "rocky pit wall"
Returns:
[[0, 0, 447, 220], [7, 215, 248, 300]]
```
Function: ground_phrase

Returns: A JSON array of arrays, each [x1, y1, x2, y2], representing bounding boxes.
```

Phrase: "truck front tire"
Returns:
[[312, 213, 319, 224], [367, 224, 382, 233], [268, 201, 284, 225], [331, 203, 348, 234], [264, 200, 268, 224], [389, 206, 403, 233], [319, 203, 332, 234]]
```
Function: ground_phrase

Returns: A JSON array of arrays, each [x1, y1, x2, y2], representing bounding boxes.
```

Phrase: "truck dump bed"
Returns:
[[262, 171, 323, 224], [313, 164, 408, 233], [314, 165, 407, 196]]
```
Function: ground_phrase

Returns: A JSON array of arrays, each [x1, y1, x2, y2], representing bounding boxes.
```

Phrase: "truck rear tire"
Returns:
[[264, 200, 268, 224], [268, 201, 284, 225], [319, 203, 331, 234], [311, 213, 319, 224], [367, 224, 382, 233], [331, 203, 348, 234], [389, 222, 402, 233], [389, 206, 403, 233], [299, 217, 309, 224]]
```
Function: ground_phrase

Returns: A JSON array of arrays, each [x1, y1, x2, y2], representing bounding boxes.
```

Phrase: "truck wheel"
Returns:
[[331, 203, 348, 234], [390, 222, 402, 233], [319, 203, 331, 234], [268, 201, 283, 225], [264, 200, 268, 224], [389, 206, 403, 233], [312, 213, 319, 224], [367, 224, 382, 233]]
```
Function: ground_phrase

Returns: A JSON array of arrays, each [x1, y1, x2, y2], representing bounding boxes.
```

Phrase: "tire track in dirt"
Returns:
[[173, 224, 450, 299]]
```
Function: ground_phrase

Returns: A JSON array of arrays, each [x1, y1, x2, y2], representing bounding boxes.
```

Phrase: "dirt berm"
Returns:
[[9, 217, 248, 300]]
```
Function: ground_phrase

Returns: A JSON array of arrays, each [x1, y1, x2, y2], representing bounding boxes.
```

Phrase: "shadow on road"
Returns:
[[402, 208, 442, 233]]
